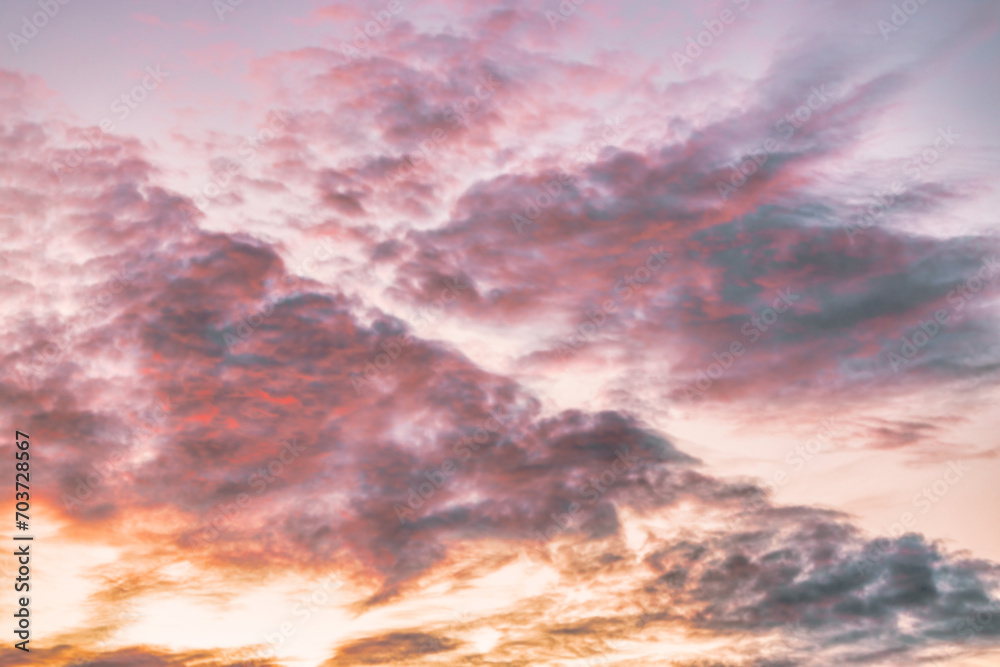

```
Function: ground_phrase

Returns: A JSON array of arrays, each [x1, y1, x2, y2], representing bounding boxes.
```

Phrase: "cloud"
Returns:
[[2, 0, 1000, 663]]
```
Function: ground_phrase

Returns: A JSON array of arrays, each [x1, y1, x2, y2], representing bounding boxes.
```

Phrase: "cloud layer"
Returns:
[[2, 0, 999, 664]]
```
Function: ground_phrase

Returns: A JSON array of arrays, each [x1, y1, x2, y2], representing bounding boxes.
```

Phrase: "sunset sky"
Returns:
[[2, 0, 1000, 665]]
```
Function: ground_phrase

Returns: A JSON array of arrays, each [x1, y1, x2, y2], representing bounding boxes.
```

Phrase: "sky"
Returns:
[[1, 0, 1000, 665]]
